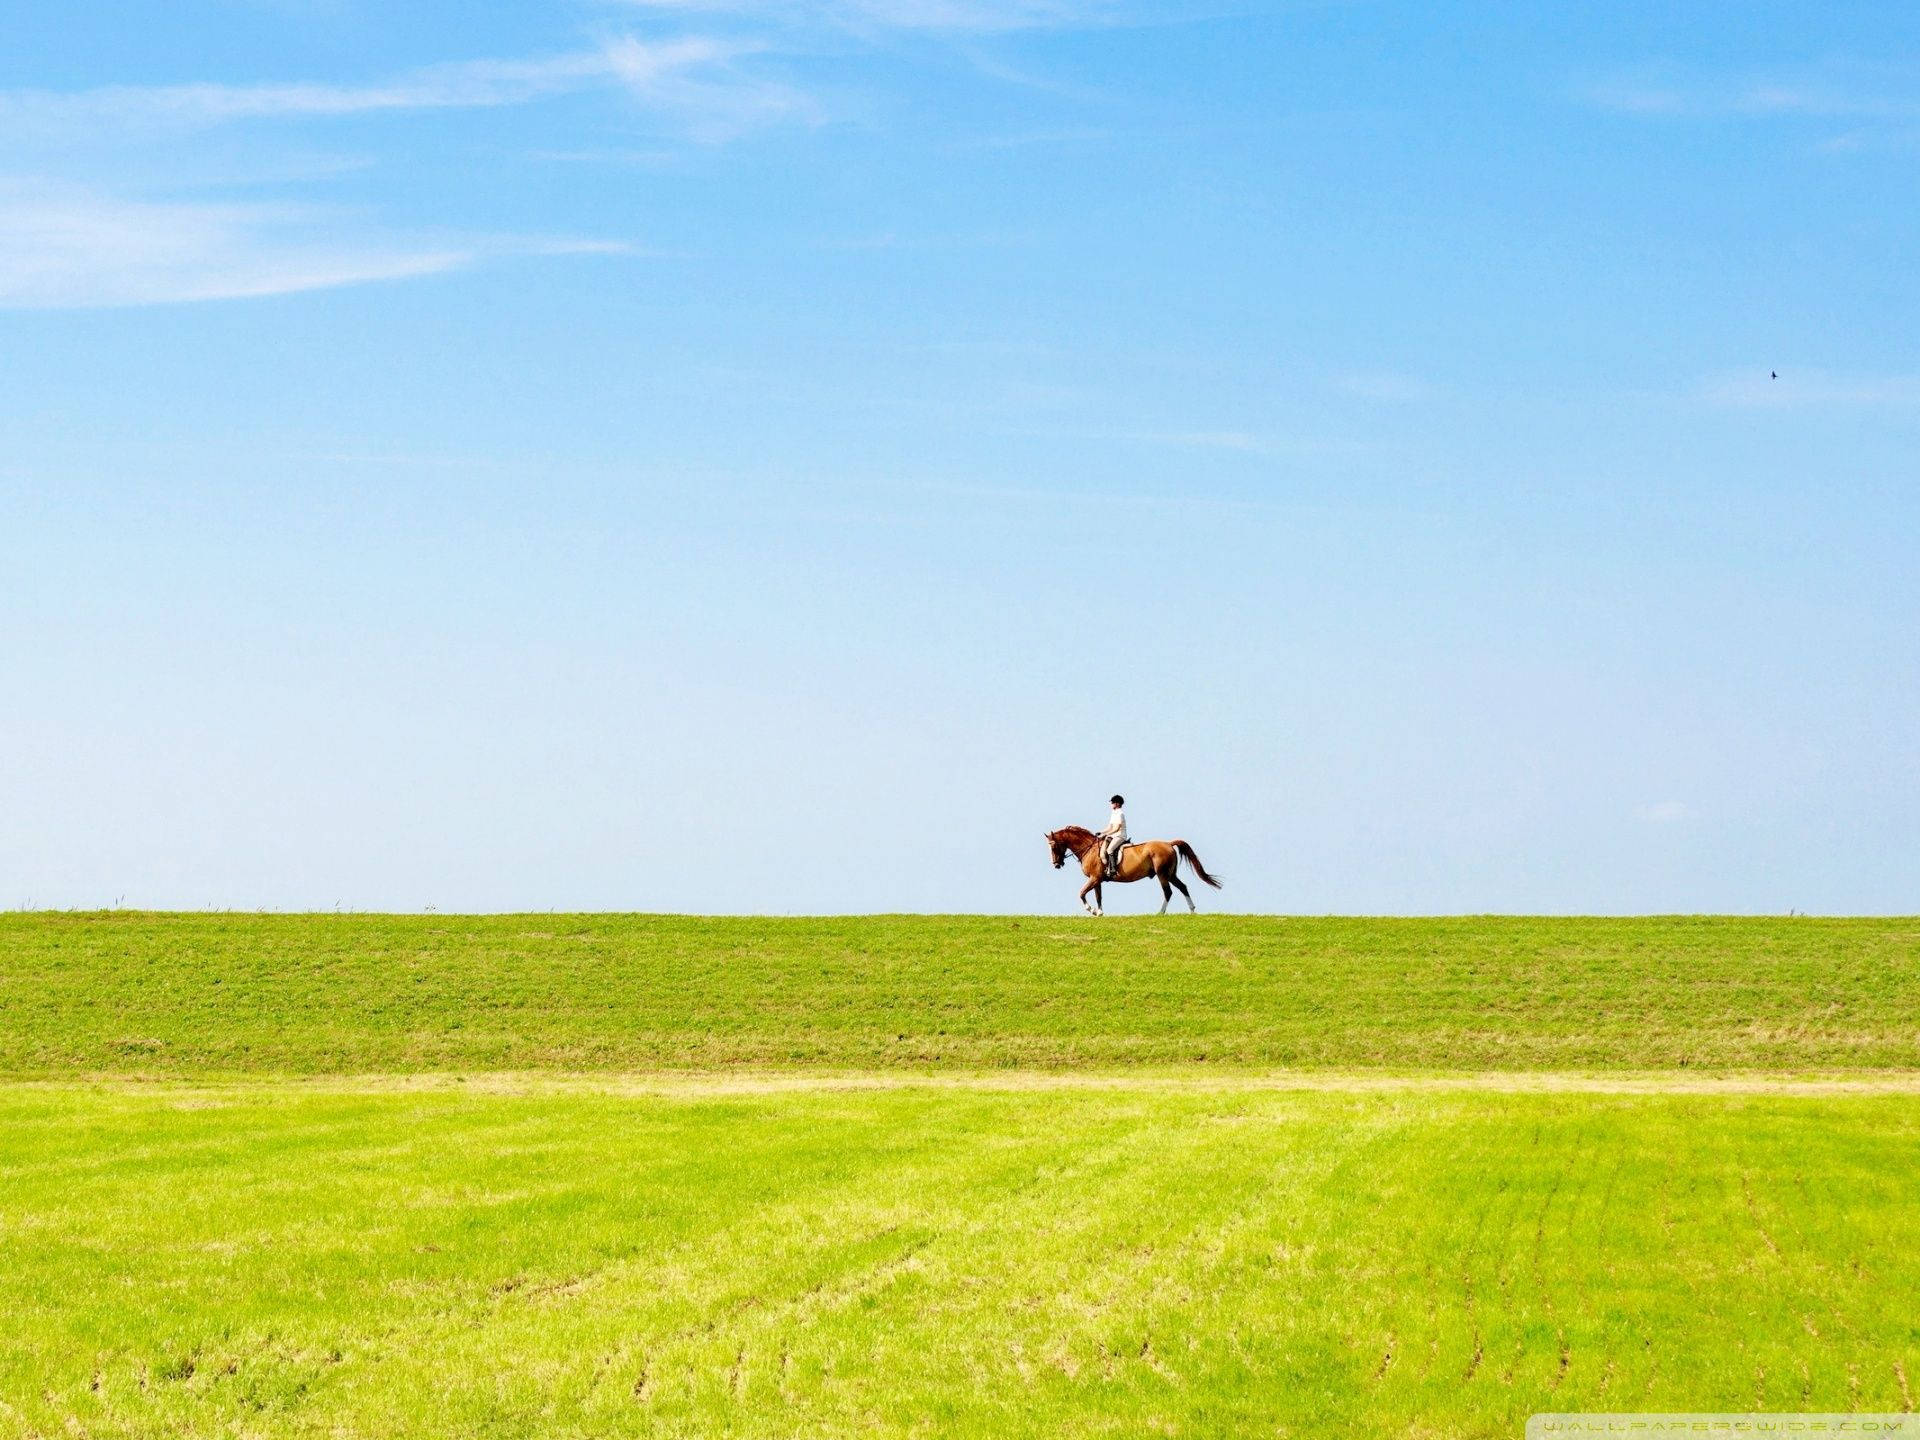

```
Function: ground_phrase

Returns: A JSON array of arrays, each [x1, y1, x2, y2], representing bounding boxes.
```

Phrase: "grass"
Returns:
[[3, 912, 1918, 1074], [4, 913, 1916, 1437], [3, 1080, 1917, 1438]]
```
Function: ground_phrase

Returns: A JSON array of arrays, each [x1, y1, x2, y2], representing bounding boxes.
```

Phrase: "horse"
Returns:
[[1044, 825, 1222, 916]]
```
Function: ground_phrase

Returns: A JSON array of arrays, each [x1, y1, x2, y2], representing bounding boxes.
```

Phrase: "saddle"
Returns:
[[1102, 842, 1133, 879]]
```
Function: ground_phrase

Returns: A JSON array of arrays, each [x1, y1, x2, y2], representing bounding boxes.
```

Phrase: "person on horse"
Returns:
[[1097, 795, 1128, 879]]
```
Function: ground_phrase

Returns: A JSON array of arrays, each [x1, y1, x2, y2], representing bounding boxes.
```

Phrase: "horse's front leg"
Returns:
[[1078, 877, 1101, 915]]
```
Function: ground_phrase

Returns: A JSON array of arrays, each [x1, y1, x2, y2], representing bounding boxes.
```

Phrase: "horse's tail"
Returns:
[[1175, 840, 1222, 888]]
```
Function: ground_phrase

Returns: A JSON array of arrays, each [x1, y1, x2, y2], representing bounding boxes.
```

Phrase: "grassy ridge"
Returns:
[[4, 912, 1916, 1073], [4, 1082, 1915, 1438]]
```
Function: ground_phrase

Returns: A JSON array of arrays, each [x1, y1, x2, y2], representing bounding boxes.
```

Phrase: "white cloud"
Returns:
[[0, 37, 797, 307], [0, 54, 610, 137], [840, 0, 1129, 29], [1700, 369, 1920, 410], [1810, 125, 1920, 155], [0, 0, 1131, 308], [0, 185, 468, 307], [601, 35, 819, 140], [0, 184, 634, 309], [0, 38, 812, 144], [1637, 801, 1694, 824], [612, 0, 1132, 32], [1583, 64, 1920, 123]]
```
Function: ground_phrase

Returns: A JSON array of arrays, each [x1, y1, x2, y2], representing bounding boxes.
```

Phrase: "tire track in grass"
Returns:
[[15, 1098, 998, 1436], [10, 1086, 1920, 1438], [489, 1091, 1195, 1432], [1073, 1098, 1396, 1403], [790, 1095, 1312, 1425]]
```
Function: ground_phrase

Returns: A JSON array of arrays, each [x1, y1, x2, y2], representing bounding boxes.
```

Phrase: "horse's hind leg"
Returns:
[[1157, 875, 1172, 915], [1169, 872, 1195, 913]]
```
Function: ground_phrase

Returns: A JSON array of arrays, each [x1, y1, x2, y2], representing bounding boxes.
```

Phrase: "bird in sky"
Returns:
[[1771, 371, 1778, 379]]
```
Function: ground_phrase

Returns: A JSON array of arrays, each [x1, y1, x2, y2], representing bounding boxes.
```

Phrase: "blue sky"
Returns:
[[3, 1, 1916, 913]]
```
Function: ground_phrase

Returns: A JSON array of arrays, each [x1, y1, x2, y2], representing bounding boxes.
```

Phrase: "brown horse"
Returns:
[[1045, 826, 1222, 915]]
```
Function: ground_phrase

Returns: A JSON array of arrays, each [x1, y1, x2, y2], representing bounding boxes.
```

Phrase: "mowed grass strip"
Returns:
[[2, 1081, 1916, 1439], [3, 913, 1917, 1073]]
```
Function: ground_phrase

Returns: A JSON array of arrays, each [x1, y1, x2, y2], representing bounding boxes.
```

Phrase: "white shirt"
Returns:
[[1101, 808, 1128, 841]]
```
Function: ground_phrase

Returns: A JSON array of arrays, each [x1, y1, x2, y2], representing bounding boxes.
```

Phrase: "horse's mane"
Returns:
[[1052, 825, 1096, 842]]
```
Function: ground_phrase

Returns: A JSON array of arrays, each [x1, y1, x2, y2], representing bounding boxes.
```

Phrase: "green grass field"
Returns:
[[5, 913, 1918, 1073], [3, 915, 1917, 1438]]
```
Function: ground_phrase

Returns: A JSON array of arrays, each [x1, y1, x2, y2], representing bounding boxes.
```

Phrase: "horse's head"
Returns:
[[1045, 829, 1077, 869]]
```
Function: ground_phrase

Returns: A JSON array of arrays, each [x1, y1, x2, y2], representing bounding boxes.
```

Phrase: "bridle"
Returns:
[[1049, 830, 1093, 869]]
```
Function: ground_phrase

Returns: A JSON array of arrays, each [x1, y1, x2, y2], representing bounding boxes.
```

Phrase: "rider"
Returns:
[[1098, 795, 1128, 878]]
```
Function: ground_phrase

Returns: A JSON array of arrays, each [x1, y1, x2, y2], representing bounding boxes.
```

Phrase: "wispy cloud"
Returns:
[[601, 35, 819, 140], [1700, 369, 1920, 410], [0, 185, 465, 307], [842, 0, 1130, 29], [0, 183, 632, 309], [611, 0, 1135, 34], [0, 39, 811, 143], [0, 55, 607, 136], [0, 37, 794, 306], [0, 2, 1151, 149], [1812, 126, 1920, 155], [1583, 62, 1920, 123], [0, 0, 1143, 308], [1637, 801, 1694, 825]]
